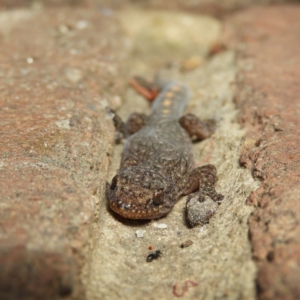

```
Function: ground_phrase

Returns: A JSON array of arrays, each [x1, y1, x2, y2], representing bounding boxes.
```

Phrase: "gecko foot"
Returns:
[[200, 185, 224, 203], [179, 113, 216, 142]]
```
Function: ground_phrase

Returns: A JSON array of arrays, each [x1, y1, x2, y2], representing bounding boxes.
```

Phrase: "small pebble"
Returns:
[[154, 223, 168, 229], [186, 195, 218, 227], [180, 240, 193, 248], [26, 57, 34, 64], [76, 20, 89, 30], [199, 225, 207, 233], [135, 230, 146, 238], [180, 56, 203, 72]]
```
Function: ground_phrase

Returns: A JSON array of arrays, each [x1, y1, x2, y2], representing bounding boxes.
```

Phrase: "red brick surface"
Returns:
[[0, 8, 125, 299], [229, 6, 300, 300]]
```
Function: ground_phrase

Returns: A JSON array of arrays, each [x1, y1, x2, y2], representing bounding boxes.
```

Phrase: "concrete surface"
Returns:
[[0, 7, 128, 300], [227, 6, 300, 300], [87, 9, 258, 300]]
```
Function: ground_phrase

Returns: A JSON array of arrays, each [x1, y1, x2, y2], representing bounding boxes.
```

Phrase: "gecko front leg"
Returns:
[[183, 164, 223, 227], [179, 113, 216, 142], [108, 108, 148, 143]]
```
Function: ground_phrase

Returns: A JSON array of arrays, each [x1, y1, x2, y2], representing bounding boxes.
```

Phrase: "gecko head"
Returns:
[[107, 167, 176, 219]]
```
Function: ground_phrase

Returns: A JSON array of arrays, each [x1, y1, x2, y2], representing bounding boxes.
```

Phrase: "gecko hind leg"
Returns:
[[179, 113, 216, 142], [184, 164, 224, 227], [184, 164, 224, 203]]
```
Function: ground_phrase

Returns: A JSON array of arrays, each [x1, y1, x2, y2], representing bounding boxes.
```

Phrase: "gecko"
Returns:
[[106, 78, 223, 226]]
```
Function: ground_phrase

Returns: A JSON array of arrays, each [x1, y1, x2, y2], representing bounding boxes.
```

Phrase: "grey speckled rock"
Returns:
[[187, 195, 219, 227]]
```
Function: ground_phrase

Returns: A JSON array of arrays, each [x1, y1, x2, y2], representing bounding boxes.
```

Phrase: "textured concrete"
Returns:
[[87, 9, 258, 300], [227, 5, 300, 300]]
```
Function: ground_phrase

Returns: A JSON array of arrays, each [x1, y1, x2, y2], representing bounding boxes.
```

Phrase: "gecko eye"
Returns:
[[153, 189, 164, 205], [110, 175, 118, 190]]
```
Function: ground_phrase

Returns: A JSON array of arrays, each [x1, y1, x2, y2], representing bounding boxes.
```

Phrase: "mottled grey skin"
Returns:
[[107, 81, 223, 222]]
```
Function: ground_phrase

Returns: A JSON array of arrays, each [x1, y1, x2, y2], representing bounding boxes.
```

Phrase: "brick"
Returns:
[[228, 5, 300, 300], [0, 8, 126, 299]]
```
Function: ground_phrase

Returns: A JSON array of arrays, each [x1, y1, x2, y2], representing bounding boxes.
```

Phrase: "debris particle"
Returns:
[[55, 119, 70, 129], [65, 67, 82, 83], [111, 95, 122, 109], [199, 225, 207, 233], [180, 240, 193, 248], [208, 42, 227, 57], [148, 245, 153, 250], [58, 24, 71, 34], [146, 250, 161, 262], [76, 20, 89, 30], [180, 56, 203, 72], [153, 223, 168, 229], [26, 57, 34, 64], [173, 280, 198, 297], [135, 230, 146, 238]]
